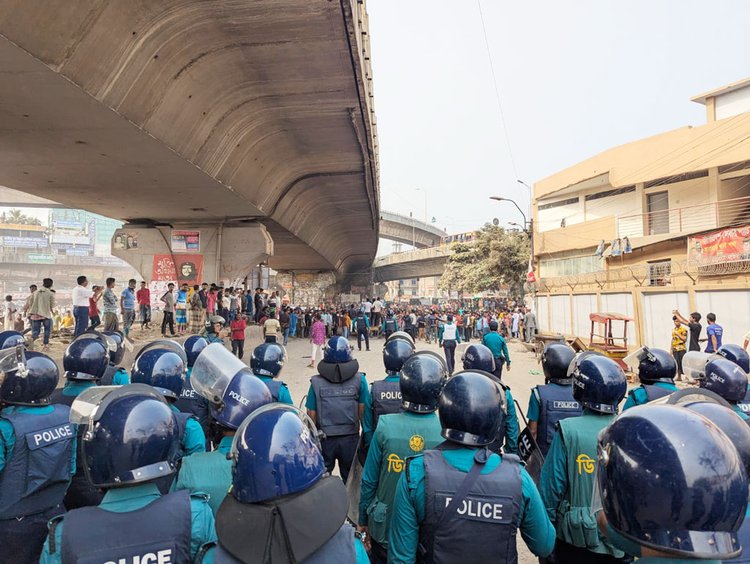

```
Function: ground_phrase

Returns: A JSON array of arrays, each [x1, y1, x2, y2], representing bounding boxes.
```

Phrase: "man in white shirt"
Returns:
[[3, 296, 17, 331], [71, 275, 94, 337], [371, 297, 383, 327]]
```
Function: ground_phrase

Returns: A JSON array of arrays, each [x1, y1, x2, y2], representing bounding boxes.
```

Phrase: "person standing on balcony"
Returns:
[[673, 310, 702, 352]]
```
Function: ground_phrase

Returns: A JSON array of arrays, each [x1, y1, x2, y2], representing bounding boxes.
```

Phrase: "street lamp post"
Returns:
[[489, 195, 534, 265]]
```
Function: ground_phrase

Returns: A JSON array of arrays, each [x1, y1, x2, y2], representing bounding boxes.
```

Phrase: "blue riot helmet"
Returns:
[[570, 354, 627, 414], [70, 384, 180, 488], [461, 343, 495, 373], [682, 401, 750, 475], [0, 351, 58, 406], [717, 344, 750, 373], [542, 342, 576, 384], [439, 370, 503, 446], [596, 405, 747, 559], [701, 358, 748, 403], [400, 351, 448, 413], [134, 339, 188, 370], [637, 347, 676, 384], [63, 334, 110, 381], [323, 336, 353, 363], [191, 343, 272, 429], [184, 335, 209, 368], [386, 330, 415, 348], [383, 337, 415, 374], [131, 349, 186, 400], [250, 342, 286, 377], [229, 404, 325, 503], [0, 330, 24, 350], [101, 330, 125, 365]]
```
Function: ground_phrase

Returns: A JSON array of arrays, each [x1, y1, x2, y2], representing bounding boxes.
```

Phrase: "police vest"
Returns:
[[420, 450, 522, 563], [49, 388, 75, 407], [737, 385, 750, 414], [0, 405, 75, 518], [356, 317, 367, 331], [100, 363, 117, 386], [371, 378, 402, 429], [264, 379, 283, 402], [310, 375, 361, 437], [60, 489, 192, 563], [557, 414, 623, 557], [535, 384, 582, 457], [442, 324, 457, 341], [208, 523, 356, 564], [384, 319, 397, 333], [642, 384, 676, 403], [368, 413, 443, 546], [174, 380, 210, 428]]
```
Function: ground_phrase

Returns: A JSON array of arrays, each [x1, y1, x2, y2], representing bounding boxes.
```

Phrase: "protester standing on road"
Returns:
[[87, 286, 101, 330], [28, 278, 55, 352], [160, 283, 176, 337], [705, 312, 723, 353], [671, 315, 688, 378], [673, 310, 702, 352], [175, 283, 188, 334], [188, 284, 203, 334], [253, 287, 264, 323], [230, 314, 247, 359], [438, 314, 460, 374], [72, 276, 93, 337], [308, 313, 326, 368], [2, 295, 17, 332], [120, 279, 137, 338], [524, 308, 537, 342], [263, 310, 281, 343], [279, 306, 291, 346], [102, 277, 119, 332], [136, 281, 151, 330]]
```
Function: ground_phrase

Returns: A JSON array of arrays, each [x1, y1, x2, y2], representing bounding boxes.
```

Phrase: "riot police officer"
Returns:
[[175, 335, 211, 439], [622, 347, 678, 410], [197, 404, 368, 562], [362, 334, 415, 448], [717, 343, 750, 414], [462, 343, 519, 454], [595, 404, 748, 563], [40, 385, 216, 562], [305, 336, 371, 482], [0, 351, 75, 563], [358, 351, 445, 563], [539, 354, 628, 563], [700, 357, 749, 420], [175, 343, 272, 514], [388, 371, 555, 563], [526, 342, 582, 456], [382, 311, 398, 340], [131, 346, 207, 457], [99, 330, 130, 385], [250, 341, 293, 404]]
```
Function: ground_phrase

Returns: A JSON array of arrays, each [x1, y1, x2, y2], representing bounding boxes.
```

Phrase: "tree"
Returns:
[[0, 209, 42, 226], [439, 223, 530, 297]]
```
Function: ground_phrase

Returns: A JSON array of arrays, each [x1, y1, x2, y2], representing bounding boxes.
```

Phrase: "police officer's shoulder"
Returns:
[[279, 381, 289, 389], [189, 491, 212, 505], [404, 452, 425, 482]]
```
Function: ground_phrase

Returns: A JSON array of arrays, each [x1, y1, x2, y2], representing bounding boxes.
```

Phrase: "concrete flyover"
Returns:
[[373, 246, 451, 282], [0, 0, 379, 284], [379, 210, 445, 248]]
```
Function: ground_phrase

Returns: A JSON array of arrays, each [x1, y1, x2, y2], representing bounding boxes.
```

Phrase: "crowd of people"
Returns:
[[1, 307, 750, 563]]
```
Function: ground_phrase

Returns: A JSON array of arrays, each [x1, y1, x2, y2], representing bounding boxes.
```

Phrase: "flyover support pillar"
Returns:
[[111, 223, 273, 288]]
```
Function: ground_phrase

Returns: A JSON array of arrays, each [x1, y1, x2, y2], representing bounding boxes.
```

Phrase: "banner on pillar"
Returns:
[[153, 254, 204, 285], [171, 230, 200, 252]]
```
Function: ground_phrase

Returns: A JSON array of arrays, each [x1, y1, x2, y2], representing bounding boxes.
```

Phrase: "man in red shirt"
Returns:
[[230, 314, 248, 359], [136, 281, 151, 330]]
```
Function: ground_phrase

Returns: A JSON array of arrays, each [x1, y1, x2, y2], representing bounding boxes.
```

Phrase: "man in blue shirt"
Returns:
[[705, 312, 723, 353], [119, 278, 137, 338], [388, 371, 555, 563]]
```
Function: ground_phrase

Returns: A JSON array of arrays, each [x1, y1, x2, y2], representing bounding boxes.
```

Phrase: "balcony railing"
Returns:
[[616, 196, 750, 239]]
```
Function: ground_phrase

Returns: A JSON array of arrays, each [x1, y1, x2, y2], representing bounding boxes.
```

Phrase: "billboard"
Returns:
[[688, 225, 750, 271], [171, 230, 200, 252]]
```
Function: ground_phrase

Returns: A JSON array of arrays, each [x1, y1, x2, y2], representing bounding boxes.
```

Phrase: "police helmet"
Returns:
[[323, 336, 353, 363], [682, 401, 750, 475], [461, 344, 495, 373], [0, 330, 24, 350], [101, 330, 125, 365], [570, 354, 627, 414], [184, 335, 209, 367], [250, 342, 286, 377], [131, 349, 186, 400], [0, 351, 58, 406], [701, 358, 748, 403], [637, 347, 677, 385], [596, 405, 747, 559], [77, 385, 180, 488], [400, 351, 447, 413], [134, 339, 188, 369], [439, 371, 503, 446], [387, 331, 415, 348], [229, 405, 325, 503], [383, 338, 415, 374], [717, 344, 750, 373], [542, 343, 575, 384], [63, 335, 109, 381]]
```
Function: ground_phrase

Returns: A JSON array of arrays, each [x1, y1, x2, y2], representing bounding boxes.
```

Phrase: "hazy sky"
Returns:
[[369, 0, 750, 238]]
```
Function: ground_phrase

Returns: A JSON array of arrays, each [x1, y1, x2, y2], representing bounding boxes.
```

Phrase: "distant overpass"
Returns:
[[379, 211, 445, 248], [373, 246, 451, 282]]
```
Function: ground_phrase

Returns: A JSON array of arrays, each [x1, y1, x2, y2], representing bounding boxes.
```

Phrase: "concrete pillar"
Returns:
[[275, 271, 337, 305], [111, 223, 273, 287]]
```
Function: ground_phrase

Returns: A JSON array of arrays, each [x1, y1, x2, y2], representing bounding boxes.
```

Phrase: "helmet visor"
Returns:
[[191, 343, 246, 403], [69, 384, 165, 426], [77, 332, 118, 356], [0, 345, 26, 375], [682, 351, 719, 381], [622, 346, 651, 371]]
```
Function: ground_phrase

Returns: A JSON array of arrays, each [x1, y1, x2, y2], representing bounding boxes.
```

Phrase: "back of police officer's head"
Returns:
[[541, 342, 575, 384], [570, 353, 627, 414], [400, 352, 447, 413], [700, 358, 747, 405], [439, 371, 503, 447]]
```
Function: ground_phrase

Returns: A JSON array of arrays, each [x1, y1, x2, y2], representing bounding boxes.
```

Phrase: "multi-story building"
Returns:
[[532, 78, 750, 351]]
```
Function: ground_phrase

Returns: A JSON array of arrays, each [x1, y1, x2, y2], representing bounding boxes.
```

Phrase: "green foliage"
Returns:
[[0, 209, 42, 226], [439, 223, 530, 296]]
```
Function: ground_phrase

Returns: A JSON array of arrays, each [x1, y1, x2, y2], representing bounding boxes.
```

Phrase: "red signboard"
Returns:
[[152, 254, 203, 285], [688, 225, 750, 266]]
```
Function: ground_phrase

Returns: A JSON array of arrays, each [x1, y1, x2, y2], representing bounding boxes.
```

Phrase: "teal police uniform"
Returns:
[[362, 373, 400, 447], [359, 412, 443, 549], [388, 447, 555, 563], [175, 436, 233, 515], [56, 370, 129, 401], [622, 381, 678, 411], [170, 404, 206, 456], [40, 483, 217, 563], [257, 374, 293, 405], [501, 387, 519, 454], [540, 410, 625, 559]]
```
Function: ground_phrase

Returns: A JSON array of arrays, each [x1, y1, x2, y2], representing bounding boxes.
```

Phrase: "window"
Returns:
[[584, 186, 636, 202], [647, 192, 669, 235], [538, 197, 580, 211], [539, 255, 603, 278], [648, 260, 671, 286]]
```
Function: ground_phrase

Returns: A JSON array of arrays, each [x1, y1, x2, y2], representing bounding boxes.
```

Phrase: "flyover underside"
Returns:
[[0, 0, 379, 274], [373, 257, 448, 282]]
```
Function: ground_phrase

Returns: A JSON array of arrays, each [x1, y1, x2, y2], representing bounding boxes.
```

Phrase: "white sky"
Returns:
[[369, 0, 750, 238]]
